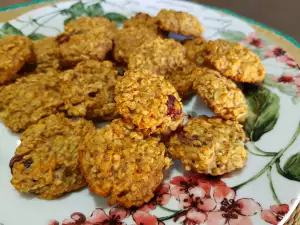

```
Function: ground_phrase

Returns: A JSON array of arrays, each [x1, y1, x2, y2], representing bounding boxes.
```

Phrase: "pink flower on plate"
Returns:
[[207, 186, 262, 225], [139, 183, 171, 212], [242, 33, 264, 48], [48, 220, 59, 225], [84, 206, 129, 225], [62, 212, 86, 225], [261, 204, 290, 225], [133, 210, 164, 225], [170, 174, 225, 199], [265, 47, 300, 69], [175, 187, 217, 224]]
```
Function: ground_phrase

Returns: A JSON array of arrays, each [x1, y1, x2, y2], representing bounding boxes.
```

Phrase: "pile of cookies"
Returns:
[[0, 9, 265, 208]]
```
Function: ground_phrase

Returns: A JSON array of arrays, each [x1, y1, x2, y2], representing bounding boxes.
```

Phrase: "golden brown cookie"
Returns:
[[192, 68, 248, 122], [128, 37, 188, 76], [124, 13, 158, 32], [115, 70, 184, 135], [155, 9, 204, 37], [0, 70, 63, 132], [64, 16, 117, 34], [10, 114, 94, 199], [204, 39, 265, 83], [168, 116, 248, 176], [60, 60, 118, 119], [57, 28, 115, 67], [184, 37, 206, 66], [32, 37, 61, 72], [79, 119, 172, 208], [113, 26, 160, 63], [0, 35, 35, 84]]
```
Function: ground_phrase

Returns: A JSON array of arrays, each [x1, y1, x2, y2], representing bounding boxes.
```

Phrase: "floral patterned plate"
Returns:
[[0, 0, 300, 225]]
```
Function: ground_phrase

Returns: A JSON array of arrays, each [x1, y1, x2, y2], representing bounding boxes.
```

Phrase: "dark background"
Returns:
[[1, 0, 300, 43]]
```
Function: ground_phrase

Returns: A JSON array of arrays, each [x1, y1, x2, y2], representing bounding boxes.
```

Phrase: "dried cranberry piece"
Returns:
[[166, 94, 182, 120], [9, 154, 25, 174], [56, 33, 72, 44]]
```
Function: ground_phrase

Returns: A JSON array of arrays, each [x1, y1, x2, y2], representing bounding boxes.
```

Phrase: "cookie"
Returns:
[[193, 68, 248, 122], [124, 13, 158, 32], [60, 60, 118, 119], [165, 62, 197, 98], [184, 37, 206, 66], [204, 39, 265, 83], [64, 16, 117, 34], [0, 35, 35, 84], [57, 28, 114, 67], [10, 113, 94, 199], [113, 26, 160, 63], [32, 37, 61, 72], [79, 119, 172, 208], [168, 116, 248, 175], [128, 37, 188, 76], [0, 70, 63, 132], [115, 70, 184, 135], [155, 9, 204, 37]]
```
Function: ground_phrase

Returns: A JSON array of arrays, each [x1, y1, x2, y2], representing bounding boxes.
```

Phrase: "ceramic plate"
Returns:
[[0, 0, 300, 225]]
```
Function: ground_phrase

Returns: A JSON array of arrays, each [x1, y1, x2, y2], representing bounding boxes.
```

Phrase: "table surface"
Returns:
[[1, 0, 300, 43]]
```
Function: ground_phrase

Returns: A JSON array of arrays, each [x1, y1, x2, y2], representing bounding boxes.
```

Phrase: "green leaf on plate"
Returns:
[[244, 86, 280, 142], [104, 13, 128, 24], [86, 3, 104, 17], [0, 23, 23, 36], [283, 153, 300, 181], [219, 30, 246, 43], [64, 17, 74, 25], [28, 33, 46, 40], [67, 1, 86, 18]]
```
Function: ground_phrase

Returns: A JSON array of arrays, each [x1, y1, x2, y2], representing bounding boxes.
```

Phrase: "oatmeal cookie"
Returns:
[[155, 9, 204, 37], [79, 119, 172, 208], [204, 39, 265, 83], [165, 62, 197, 98], [124, 13, 158, 31], [168, 116, 248, 175], [0, 70, 63, 132], [57, 28, 114, 67], [33, 37, 61, 72], [64, 16, 117, 34], [184, 37, 206, 66], [128, 37, 188, 76], [10, 114, 94, 199], [113, 26, 160, 63], [115, 70, 184, 135], [0, 35, 35, 84], [193, 68, 248, 122], [60, 60, 118, 119]]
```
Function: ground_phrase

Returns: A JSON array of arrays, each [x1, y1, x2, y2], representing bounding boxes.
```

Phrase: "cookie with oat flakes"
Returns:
[[204, 39, 265, 83], [0, 35, 35, 84], [193, 68, 248, 122], [10, 113, 94, 199], [57, 28, 115, 68], [0, 70, 63, 132], [168, 116, 248, 176], [79, 119, 172, 208], [184, 37, 206, 66], [60, 60, 118, 120], [115, 70, 184, 135], [32, 37, 61, 72], [155, 9, 204, 37], [113, 25, 160, 63], [124, 13, 158, 32], [128, 37, 188, 76], [64, 16, 117, 34]]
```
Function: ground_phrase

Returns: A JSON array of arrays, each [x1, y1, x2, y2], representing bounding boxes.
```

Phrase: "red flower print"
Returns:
[[139, 183, 171, 212], [272, 74, 300, 94], [207, 186, 262, 225], [133, 210, 164, 225], [277, 75, 295, 83], [261, 204, 289, 225], [170, 174, 225, 199], [176, 187, 216, 224], [242, 33, 264, 48], [62, 212, 86, 225], [48, 220, 59, 225], [265, 47, 300, 69], [85, 206, 129, 225]]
